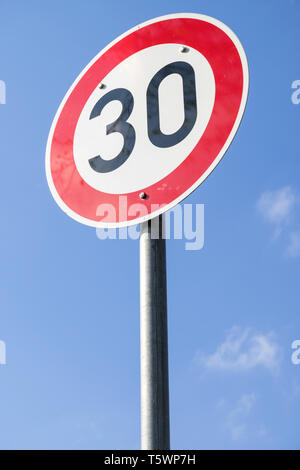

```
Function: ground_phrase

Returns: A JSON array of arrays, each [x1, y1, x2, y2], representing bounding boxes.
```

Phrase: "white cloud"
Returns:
[[195, 326, 281, 373], [256, 186, 295, 226], [217, 393, 269, 442], [286, 231, 300, 258], [227, 393, 256, 441], [256, 186, 300, 257]]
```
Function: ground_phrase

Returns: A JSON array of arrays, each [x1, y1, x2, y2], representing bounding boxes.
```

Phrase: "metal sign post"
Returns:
[[140, 215, 170, 450]]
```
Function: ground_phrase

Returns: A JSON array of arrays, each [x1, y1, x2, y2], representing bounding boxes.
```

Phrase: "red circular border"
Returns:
[[50, 17, 244, 223]]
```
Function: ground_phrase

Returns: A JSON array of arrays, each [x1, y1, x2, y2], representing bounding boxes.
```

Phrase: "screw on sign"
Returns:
[[46, 13, 248, 228], [45, 14, 249, 450]]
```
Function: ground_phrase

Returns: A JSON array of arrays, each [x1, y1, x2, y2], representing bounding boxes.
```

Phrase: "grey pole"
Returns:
[[139, 214, 170, 450]]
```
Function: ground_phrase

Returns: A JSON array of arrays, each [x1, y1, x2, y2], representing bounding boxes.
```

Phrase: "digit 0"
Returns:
[[147, 61, 197, 148]]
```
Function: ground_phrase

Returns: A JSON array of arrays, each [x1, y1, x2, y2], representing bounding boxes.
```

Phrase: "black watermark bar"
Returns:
[[0, 450, 297, 463]]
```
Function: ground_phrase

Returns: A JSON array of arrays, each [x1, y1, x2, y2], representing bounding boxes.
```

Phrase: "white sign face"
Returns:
[[73, 43, 215, 194], [46, 13, 249, 228]]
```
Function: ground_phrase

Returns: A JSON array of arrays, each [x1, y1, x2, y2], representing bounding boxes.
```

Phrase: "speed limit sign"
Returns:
[[45, 13, 249, 228]]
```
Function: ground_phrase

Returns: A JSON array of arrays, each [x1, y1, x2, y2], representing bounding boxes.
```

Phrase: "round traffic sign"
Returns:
[[46, 13, 249, 228]]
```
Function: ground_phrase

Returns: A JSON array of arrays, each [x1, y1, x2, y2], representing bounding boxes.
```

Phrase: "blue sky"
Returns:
[[0, 0, 300, 450]]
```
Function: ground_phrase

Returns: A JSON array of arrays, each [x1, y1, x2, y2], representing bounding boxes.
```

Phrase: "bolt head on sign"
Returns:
[[45, 13, 249, 228]]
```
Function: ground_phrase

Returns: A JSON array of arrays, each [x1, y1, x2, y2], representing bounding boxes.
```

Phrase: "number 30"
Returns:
[[88, 61, 197, 173]]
